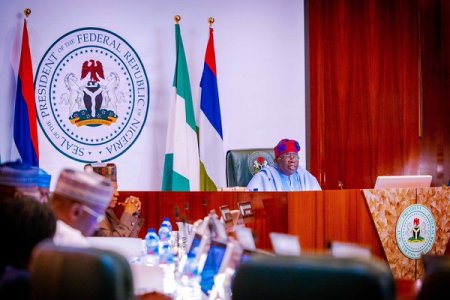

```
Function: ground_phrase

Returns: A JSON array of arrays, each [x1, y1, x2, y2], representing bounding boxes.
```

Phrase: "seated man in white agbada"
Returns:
[[247, 139, 321, 191]]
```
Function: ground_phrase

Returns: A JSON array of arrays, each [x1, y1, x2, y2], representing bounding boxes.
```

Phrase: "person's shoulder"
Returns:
[[296, 167, 322, 190], [297, 166, 313, 176], [54, 220, 90, 247]]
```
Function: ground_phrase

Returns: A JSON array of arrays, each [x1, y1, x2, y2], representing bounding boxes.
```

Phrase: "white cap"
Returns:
[[54, 168, 113, 210]]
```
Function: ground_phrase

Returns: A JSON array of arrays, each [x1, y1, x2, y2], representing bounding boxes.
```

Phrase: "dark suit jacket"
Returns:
[[95, 208, 143, 237]]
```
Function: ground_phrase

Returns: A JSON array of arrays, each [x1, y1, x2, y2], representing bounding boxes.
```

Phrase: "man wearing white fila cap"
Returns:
[[50, 168, 114, 247]]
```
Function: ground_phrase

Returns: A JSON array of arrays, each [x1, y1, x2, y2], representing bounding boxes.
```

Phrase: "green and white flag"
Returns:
[[162, 23, 199, 191]]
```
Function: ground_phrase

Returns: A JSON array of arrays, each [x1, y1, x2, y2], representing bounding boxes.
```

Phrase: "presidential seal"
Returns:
[[35, 28, 149, 162], [247, 151, 274, 175], [396, 204, 436, 259]]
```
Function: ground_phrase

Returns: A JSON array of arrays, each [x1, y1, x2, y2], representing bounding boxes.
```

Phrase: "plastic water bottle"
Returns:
[[158, 223, 171, 253], [182, 252, 198, 277], [162, 217, 176, 250], [144, 228, 159, 265], [162, 217, 173, 232], [161, 218, 173, 243], [159, 244, 174, 265], [177, 252, 201, 300]]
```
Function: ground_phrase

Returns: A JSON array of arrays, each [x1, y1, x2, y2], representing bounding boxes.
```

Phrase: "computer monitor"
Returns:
[[187, 233, 205, 256], [198, 240, 234, 295], [178, 225, 210, 274], [374, 175, 432, 189]]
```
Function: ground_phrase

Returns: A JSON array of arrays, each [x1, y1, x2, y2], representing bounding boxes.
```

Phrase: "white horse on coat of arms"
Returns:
[[102, 72, 125, 114], [60, 73, 83, 115]]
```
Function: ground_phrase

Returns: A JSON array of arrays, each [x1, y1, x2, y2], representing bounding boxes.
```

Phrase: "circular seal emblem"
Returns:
[[35, 27, 149, 163], [396, 204, 436, 259], [247, 151, 274, 175]]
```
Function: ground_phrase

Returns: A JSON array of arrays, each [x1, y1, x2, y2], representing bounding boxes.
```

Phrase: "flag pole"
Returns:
[[14, 7, 39, 166]]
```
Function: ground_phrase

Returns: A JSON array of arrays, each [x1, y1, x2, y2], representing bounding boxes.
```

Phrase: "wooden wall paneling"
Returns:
[[308, 0, 420, 189], [156, 192, 189, 225], [189, 192, 213, 221], [419, 0, 450, 186], [307, 0, 326, 187], [252, 192, 288, 249], [288, 191, 323, 251], [247, 192, 287, 233], [322, 190, 358, 248]]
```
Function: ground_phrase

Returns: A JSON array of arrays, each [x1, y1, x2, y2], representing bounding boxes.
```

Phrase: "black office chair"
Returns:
[[232, 254, 395, 300], [29, 241, 134, 300], [418, 255, 450, 300], [226, 149, 275, 187]]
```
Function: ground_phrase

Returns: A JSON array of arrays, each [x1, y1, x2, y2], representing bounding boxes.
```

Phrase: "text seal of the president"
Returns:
[[35, 27, 149, 163]]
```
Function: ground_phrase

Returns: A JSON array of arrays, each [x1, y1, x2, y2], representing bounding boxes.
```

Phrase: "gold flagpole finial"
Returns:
[[174, 15, 181, 24], [208, 17, 215, 27], [24, 8, 31, 18]]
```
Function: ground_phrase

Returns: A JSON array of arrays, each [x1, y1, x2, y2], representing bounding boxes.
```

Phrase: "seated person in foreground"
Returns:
[[85, 163, 143, 237], [50, 168, 114, 247], [0, 194, 57, 300], [247, 139, 321, 191], [0, 161, 51, 203]]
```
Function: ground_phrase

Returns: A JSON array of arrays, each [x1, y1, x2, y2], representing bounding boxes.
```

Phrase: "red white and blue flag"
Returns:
[[14, 19, 39, 166], [198, 27, 225, 190]]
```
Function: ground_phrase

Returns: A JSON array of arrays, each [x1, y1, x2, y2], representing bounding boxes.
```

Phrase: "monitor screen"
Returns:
[[187, 233, 202, 256], [374, 175, 432, 189], [199, 240, 228, 295]]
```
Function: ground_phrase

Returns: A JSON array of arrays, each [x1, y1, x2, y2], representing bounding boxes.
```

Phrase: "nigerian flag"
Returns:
[[199, 27, 226, 190], [162, 23, 199, 191]]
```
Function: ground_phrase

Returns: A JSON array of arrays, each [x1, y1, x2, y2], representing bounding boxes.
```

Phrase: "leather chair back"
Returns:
[[226, 149, 275, 187], [232, 254, 395, 300], [418, 255, 450, 300], [30, 241, 134, 300]]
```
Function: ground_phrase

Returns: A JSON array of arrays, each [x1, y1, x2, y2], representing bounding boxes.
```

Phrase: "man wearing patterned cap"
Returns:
[[247, 139, 321, 191], [33, 167, 52, 203], [85, 163, 143, 237], [50, 168, 114, 247], [0, 161, 40, 200], [0, 161, 53, 203]]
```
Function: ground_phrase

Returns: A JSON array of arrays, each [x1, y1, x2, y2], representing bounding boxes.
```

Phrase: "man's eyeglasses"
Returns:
[[279, 153, 299, 161], [81, 205, 105, 223]]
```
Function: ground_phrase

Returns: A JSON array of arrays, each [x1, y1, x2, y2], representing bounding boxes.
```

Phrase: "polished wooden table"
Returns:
[[116, 189, 431, 299], [118, 190, 385, 257]]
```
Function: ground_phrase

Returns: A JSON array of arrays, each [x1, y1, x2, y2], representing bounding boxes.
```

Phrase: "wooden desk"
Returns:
[[118, 190, 385, 257], [118, 188, 449, 273]]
